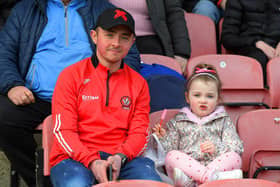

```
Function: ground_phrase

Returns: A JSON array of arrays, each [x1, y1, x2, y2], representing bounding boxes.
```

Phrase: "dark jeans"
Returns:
[[50, 152, 162, 187], [0, 95, 51, 186]]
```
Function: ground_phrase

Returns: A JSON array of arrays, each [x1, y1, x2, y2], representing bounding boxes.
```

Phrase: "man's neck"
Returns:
[[62, 0, 71, 6], [96, 56, 121, 73]]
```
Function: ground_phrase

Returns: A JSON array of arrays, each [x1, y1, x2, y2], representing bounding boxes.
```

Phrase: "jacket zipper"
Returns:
[[64, 5, 69, 47], [106, 71, 111, 106]]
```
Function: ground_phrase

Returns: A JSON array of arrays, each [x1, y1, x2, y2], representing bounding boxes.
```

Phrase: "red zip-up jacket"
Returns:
[[50, 56, 150, 168]]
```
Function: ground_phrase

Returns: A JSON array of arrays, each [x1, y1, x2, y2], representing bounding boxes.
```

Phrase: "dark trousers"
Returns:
[[136, 35, 165, 55], [238, 46, 269, 85], [0, 95, 51, 186]]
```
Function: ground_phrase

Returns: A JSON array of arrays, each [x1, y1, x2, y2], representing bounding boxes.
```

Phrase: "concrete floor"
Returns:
[[0, 132, 42, 187], [0, 151, 28, 187]]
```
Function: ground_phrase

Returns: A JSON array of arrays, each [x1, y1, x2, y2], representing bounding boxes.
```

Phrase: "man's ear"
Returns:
[[90, 30, 97, 44], [132, 36, 136, 43]]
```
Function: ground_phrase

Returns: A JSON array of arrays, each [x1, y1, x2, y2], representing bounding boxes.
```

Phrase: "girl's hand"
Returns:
[[200, 141, 215, 154], [256, 40, 275, 59], [152, 123, 166, 138]]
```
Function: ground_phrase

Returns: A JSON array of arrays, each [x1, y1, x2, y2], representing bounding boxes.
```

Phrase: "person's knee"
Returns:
[[193, 0, 221, 23], [127, 157, 162, 181], [166, 150, 181, 160], [55, 175, 92, 187], [0, 96, 18, 125], [51, 159, 94, 187], [165, 150, 178, 167], [0, 97, 9, 123]]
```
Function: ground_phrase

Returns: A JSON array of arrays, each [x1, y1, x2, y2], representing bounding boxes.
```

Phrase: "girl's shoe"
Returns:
[[173, 168, 193, 187], [211, 169, 243, 180]]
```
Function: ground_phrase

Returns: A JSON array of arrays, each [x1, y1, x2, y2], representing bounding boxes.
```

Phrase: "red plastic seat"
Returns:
[[266, 57, 280, 108], [93, 180, 173, 187], [140, 54, 182, 74], [149, 108, 180, 129], [237, 109, 280, 180], [41, 115, 53, 176], [186, 54, 269, 124], [198, 179, 279, 187], [184, 12, 217, 58]]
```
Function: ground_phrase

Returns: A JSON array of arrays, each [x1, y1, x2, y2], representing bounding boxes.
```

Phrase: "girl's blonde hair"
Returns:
[[186, 63, 222, 97]]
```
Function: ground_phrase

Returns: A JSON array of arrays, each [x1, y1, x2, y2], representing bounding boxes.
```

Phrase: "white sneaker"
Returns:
[[173, 168, 192, 187], [212, 169, 243, 180]]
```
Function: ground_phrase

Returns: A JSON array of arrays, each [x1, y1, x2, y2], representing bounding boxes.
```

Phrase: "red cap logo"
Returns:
[[114, 10, 128, 22]]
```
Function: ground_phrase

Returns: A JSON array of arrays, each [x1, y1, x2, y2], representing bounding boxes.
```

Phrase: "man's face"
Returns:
[[91, 25, 135, 66]]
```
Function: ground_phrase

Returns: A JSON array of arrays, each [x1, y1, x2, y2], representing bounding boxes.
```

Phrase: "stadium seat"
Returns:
[[266, 57, 280, 108], [237, 109, 280, 182], [185, 54, 269, 125], [184, 12, 217, 58], [35, 115, 53, 187], [198, 179, 279, 187], [93, 180, 173, 187], [140, 54, 182, 74]]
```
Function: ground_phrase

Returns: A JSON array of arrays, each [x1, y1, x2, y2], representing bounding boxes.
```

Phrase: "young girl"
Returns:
[[153, 64, 244, 186]]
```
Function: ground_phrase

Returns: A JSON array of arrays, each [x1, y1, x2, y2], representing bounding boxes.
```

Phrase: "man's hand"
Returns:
[[200, 141, 215, 154], [152, 123, 166, 138], [7, 86, 35, 105], [89, 159, 110, 183], [256, 40, 275, 59], [107, 155, 122, 181], [174, 55, 188, 75], [220, 0, 227, 10]]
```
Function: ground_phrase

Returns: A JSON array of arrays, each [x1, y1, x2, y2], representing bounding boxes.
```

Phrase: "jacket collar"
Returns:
[[91, 55, 124, 70], [36, 0, 88, 13], [180, 106, 227, 125]]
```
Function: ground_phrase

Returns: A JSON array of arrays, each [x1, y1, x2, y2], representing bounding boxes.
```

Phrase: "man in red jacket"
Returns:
[[50, 8, 161, 186]]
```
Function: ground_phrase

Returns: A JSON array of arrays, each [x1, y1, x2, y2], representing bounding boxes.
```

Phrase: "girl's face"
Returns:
[[186, 79, 219, 118]]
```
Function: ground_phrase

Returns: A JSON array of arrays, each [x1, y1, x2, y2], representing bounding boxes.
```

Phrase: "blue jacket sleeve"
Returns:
[[0, 5, 25, 95]]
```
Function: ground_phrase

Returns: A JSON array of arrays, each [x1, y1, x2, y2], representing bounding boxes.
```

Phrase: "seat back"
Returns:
[[42, 115, 53, 176], [186, 54, 269, 125], [266, 57, 280, 108], [186, 54, 264, 89], [184, 12, 217, 58], [198, 179, 279, 187], [140, 54, 182, 74], [237, 109, 280, 172]]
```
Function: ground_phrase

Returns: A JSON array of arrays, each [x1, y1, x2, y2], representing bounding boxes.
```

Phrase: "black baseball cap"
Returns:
[[95, 8, 135, 35]]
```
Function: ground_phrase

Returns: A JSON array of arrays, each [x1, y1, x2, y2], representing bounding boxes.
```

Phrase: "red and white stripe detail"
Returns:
[[53, 114, 73, 156]]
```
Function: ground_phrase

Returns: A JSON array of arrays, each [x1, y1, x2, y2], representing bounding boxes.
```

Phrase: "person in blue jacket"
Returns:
[[181, 0, 227, 24], [0, 0, 140, 186]]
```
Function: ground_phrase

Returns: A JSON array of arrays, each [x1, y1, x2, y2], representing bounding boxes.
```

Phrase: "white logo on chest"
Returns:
[[82, 95, 99, 101]]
